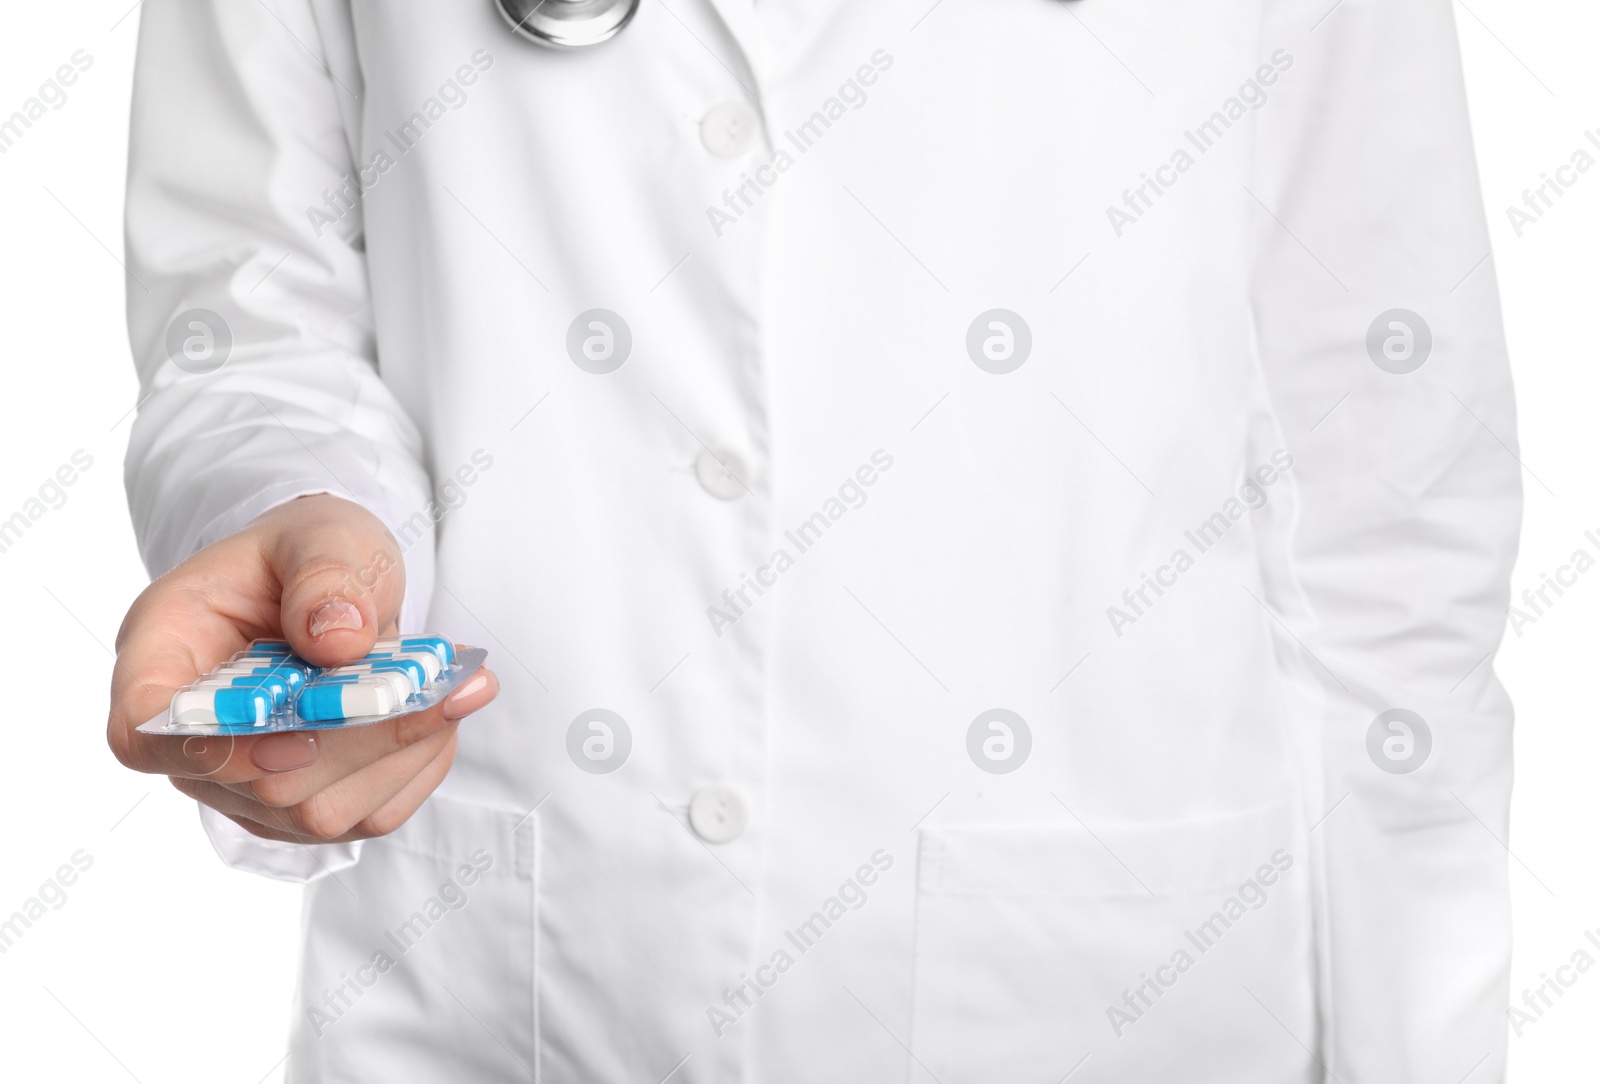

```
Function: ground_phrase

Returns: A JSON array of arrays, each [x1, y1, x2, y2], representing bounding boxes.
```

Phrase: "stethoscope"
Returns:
[[496, 0, 640, 49]]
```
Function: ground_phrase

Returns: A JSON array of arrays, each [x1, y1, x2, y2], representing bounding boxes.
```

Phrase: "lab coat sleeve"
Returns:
[[1250, 1, 1521, 1079], [124, 1, 434, 881]]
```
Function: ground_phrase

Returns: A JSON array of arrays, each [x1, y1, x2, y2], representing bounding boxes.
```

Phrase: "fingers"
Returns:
[[123, 696, 431, 785], [113, 727, 319, 784], [441, 668, 499, 720], [108, 493, 398, 777], [259, 495, 406, 668], [177, 724, 461, 843], [221, 667, 497, 804], [358, 732, 461, 837], [108, 553, 278, 781], [108, 494, 484, 804], [226, 704, 457, 807]]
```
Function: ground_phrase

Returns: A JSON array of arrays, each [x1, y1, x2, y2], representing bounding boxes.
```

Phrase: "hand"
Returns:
[[107, 494, 499, 844]]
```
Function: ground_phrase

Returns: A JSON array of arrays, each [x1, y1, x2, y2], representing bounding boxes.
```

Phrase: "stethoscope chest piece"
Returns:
[[496, 0, 640, 49]]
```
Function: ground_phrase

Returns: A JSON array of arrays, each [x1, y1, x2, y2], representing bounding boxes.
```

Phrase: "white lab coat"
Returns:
[[124, 0, 1521, 1081]]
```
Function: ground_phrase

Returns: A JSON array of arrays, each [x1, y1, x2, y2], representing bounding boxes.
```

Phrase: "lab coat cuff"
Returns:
[[198, 802, 364, 884]]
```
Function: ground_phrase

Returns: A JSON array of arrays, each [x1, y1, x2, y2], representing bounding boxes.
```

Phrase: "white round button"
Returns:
[[695, 448, 748, 500], [689, 784, 749, 843], [699, 101, 762, 159]]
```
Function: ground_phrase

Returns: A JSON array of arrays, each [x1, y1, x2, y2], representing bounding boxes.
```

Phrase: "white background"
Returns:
[[0, 2, 1594, 1080]]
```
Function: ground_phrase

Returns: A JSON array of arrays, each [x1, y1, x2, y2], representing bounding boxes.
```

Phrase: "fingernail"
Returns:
[[441, 672, 492, 719], [253, 733, 320, 773], [308, 597, 363, 638]]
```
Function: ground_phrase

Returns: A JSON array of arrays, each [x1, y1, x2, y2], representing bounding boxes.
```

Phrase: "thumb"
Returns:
[[263, 495, 407, 667]]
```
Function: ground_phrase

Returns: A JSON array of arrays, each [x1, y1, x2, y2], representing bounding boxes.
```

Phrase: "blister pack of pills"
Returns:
[[136, 636, 488, 736]]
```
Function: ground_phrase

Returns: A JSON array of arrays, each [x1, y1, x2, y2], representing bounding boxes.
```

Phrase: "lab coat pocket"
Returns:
[[291, 794, 538, 1084], [908, 798, 1315, 1084]]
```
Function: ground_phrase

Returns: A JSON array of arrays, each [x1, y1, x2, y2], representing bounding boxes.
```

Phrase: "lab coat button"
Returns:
[[695, 448, 748, 500], [700, 101, 762, 158], [689, 784, 749, 843]]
